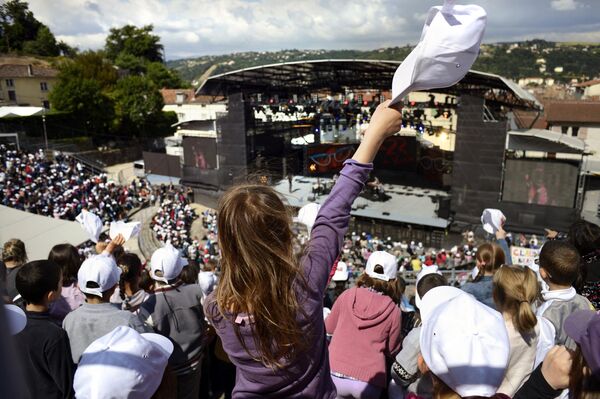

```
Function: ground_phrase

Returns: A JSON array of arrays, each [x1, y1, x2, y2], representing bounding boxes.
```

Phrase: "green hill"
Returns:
[[166, 40, 600, 87]]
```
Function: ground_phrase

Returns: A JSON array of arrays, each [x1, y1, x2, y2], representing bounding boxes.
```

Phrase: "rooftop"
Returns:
[[0, 64, 58, 79], [160, 89, 225, 105], [545, 101, 600, 125], [196, 59, 542, 111]]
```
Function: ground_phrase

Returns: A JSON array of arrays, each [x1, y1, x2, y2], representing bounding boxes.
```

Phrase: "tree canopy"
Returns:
[[105, 24, 164, 63], [0, 0, 75, 56]]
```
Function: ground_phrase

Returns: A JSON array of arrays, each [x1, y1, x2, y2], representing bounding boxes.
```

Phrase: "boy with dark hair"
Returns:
[[63, 253, 148, 363], [15, 260, 75, 399], [536, 240, 593, 350], [389, 270, 448, 399]]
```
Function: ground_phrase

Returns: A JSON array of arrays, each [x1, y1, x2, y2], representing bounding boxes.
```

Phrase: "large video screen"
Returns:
[[502, 160, 578, 208], [183, 137, 218, 169]]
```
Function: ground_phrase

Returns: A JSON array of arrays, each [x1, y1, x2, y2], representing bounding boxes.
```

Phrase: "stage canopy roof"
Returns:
[[507, 129, 586, 154], [0, 205, 89, 261], [197, 59, 541, 111]]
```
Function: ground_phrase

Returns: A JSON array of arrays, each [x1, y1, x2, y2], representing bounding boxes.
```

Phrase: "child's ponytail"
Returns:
[[493, 265, 539, 335]]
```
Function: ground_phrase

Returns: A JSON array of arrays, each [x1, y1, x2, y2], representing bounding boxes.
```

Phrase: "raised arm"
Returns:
[[305, 101, 402, 293]]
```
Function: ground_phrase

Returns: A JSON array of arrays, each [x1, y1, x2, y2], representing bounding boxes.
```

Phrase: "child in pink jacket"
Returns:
[[326, 251, 402, 399]]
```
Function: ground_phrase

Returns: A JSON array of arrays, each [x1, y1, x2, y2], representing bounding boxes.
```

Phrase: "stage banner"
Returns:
[[510, 246, 540, 268]]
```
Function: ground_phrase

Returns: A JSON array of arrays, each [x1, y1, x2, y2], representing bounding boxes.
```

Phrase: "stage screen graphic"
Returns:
[[306, 144, 357, 174], [502, 160, 578, 208], [183, 137, 218, 169]]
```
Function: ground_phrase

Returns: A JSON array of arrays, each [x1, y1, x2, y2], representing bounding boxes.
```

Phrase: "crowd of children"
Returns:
[[1, 101, 599, 399]]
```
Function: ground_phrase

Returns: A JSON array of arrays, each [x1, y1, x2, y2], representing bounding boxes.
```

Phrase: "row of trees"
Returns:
[[1, 0, 187, 138]]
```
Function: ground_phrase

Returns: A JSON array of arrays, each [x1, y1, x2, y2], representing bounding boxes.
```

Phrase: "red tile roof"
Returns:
[[545, 101, 600, 124], [0, 64, 58, 78], [160, 89, 222, 105], [573, 79, 600, 88]]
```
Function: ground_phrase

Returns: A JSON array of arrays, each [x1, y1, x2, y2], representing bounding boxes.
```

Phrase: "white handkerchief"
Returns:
[[76, 210, 103, 243], [481, 208, 506, 235], [109, 221, 141, 242]]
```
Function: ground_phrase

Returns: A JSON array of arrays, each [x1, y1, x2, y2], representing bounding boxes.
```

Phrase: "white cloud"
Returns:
[[551, 0, 579, 11], [24, 0, 600, 59]]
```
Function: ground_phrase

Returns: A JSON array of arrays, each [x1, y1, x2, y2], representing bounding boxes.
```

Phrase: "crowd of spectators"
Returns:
[[150, 185, 197, 250], [0, 145, 151, 223]]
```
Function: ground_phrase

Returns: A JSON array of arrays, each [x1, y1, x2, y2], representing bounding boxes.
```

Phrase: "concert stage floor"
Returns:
[[273, 176, 450, 229]]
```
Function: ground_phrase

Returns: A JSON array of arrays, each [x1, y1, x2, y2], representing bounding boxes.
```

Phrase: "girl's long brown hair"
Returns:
[[216, 184, 307, 369]]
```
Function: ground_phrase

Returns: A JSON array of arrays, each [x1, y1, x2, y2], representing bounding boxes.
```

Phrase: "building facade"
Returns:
[[0, 64, 58, 108]]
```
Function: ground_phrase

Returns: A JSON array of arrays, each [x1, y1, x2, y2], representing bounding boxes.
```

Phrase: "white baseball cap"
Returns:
[[419, 286, 509, 397], [481, 208, 506, 235], [4, 304, 26, 335], [78, 254, 121, 298], [365, 251, 398, 281], [74, 326, 174, 399], [332, 261, 349, 282], [150, 243, 188, 284], [391, 0, 487, 105]]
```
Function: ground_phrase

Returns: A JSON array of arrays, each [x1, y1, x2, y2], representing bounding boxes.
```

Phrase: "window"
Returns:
[[42, 100, 50, 109], [561, 126, 569, 134], [40, 82, 48, 91], [5, 79, 14, 87], [572, 126, 580, 137], [8, 90, 16, 101]]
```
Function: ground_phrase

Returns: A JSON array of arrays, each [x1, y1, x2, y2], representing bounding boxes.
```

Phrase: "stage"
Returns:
[[273, 176, 450, 229]]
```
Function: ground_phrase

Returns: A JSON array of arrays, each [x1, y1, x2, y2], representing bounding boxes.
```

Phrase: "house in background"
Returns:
[[574, 79, 600, 100], [0, 64, 58, 108], [160, 89, 226, 123]]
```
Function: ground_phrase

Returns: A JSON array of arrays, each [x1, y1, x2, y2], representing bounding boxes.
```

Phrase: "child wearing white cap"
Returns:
[[62, 252, 148, 364], [389, 270, 447, 399], [74, 326, 174, 399], [413, 286, 511, 399], [326, 251, 403, 399], [139, 243, 207, 399]]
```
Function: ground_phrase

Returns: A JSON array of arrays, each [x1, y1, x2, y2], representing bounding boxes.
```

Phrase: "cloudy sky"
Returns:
[[27, 0, 600, 60]]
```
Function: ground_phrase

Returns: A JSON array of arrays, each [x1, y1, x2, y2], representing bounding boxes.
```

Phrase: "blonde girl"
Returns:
[[493, 265, 554, 396]]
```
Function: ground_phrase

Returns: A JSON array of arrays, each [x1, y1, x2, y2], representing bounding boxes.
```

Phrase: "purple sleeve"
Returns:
[[303, 159, 372, 295]]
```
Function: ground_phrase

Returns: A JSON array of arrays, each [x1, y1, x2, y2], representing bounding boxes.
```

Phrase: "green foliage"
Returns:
[[112, 75, 165, 135], [115, 52, 146, 75], [145, 62, 188, 88], [0, 0, 66, 56], [21, 25, 59, 56], [49, 77, 115, 133], [55, 51, 118, 87], [105, 24, 164, 63], [50, 51, 119, 134]]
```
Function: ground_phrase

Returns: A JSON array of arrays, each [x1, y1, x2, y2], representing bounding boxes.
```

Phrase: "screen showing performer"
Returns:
[[502, 160, 578, 208]]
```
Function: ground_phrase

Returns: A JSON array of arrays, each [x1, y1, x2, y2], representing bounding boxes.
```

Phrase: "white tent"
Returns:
[[0, 205, 89, 261], [0, 106, 44, 118]]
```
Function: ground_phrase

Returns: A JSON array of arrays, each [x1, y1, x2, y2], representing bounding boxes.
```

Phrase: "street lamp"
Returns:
[[42, 108, 48, 151]]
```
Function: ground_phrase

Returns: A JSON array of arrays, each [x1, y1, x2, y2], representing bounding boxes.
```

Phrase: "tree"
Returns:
[[105, 24, 164, 63], [22, 25, 59, 56], [0, 0, 62, 56], [49, 77, 115, 134], [113, 75, 165, 135], [50, 51, 118, 133], [145, 62, 188, 88], [55, 51, 118, 87]]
